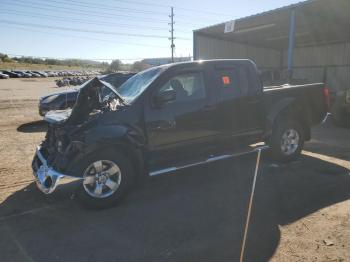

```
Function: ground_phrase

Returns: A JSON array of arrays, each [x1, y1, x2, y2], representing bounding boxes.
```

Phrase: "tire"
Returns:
[[269, 120, 305, 162], [74, 149, 135, 209]]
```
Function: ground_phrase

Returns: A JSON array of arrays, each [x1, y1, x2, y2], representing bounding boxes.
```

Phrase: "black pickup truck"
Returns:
[[32, 59, 329, 208]]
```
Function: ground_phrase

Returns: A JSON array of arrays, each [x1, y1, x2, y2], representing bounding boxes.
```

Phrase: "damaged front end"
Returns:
[[32, 145, 83, 194], [32, 77, 127, 194]]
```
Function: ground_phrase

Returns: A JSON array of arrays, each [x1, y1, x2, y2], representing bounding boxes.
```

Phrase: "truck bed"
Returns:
[[263, 83, 328, 126]]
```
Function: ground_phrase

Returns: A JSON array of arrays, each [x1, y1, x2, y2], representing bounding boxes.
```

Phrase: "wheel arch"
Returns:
[[67, 125, 146, 178], [265, 98, 311, 142]]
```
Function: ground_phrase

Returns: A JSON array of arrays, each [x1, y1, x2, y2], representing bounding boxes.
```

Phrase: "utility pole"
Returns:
[[169, 7, 175, 63]]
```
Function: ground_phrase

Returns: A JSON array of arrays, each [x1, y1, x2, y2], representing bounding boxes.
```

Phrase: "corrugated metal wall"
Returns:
[[195, 34, 350, 91], [195, 34, 281, 68], [291, 43, 350, 66], [290, 43, 350, 90]]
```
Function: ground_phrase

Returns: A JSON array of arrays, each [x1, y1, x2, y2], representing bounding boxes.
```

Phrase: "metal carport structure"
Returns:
[[193, 0, 350, 90]]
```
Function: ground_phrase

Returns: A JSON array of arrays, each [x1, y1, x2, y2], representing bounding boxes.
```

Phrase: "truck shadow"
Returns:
[[0, 154, 349, 262], [17, 120, 47, 133]]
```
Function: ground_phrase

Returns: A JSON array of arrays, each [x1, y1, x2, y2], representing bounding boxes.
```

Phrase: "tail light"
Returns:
[[323, 86, 330, 111]]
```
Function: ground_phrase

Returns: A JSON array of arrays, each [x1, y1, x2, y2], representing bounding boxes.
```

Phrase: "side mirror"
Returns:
[[154, 89, 176, 107]]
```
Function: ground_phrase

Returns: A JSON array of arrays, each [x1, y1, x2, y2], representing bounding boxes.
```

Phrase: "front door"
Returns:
[[145, 70, 217, 169]]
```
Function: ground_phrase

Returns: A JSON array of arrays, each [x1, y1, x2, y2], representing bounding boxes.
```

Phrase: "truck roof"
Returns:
[[166, 59, 255, 67], [152, 59, 257, 73]]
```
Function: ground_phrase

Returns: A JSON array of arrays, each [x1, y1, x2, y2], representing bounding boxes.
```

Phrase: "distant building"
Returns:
[[141, 57, 191, 67]]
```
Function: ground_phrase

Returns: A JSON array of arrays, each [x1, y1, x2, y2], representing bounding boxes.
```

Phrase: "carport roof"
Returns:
[[194, 0, 350, 49]]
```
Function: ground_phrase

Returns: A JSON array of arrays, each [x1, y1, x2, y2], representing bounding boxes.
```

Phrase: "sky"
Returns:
[[0, 0, 302, 63]]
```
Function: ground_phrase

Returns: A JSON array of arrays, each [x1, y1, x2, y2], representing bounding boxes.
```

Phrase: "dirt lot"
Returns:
[[0, 78, 349, 261]]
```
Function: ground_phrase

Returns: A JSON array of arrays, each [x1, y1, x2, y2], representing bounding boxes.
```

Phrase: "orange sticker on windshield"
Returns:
[[222, 76, 230, 85]]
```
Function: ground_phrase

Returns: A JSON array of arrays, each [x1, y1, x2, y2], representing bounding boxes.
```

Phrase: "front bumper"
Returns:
[[32, 145, 82, 194], [38, 103, 53, 116], [39, 107, 49, 116]]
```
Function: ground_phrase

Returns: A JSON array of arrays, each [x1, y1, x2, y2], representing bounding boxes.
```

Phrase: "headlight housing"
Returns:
[[42, 94, 59, 104]]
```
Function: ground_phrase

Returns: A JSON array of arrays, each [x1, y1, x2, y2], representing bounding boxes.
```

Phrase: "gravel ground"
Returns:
[[0, 78, 349, 262]]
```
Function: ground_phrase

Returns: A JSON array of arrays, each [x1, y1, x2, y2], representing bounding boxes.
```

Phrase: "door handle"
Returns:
[[247, 99, 259, 104], [151, 120, 176, 131], [202, 105, 216, 112]]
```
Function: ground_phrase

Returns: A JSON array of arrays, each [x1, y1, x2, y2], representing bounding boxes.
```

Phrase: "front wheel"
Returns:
[[75, 149, 135, 209], [269, 120, 305, 162]]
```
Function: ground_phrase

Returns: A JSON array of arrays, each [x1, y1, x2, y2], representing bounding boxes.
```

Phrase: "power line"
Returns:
[[0, 19, 191, 40], [0, 8, 206, 31], [3, 25, 169, 48], [2, 1, 219, 30], [69, 0, 231, 25], [11, 0, 167, 21], [2, 0, 169, 24], [0, 9, 170, 31], [1, 9, 193, 34], [0, 20, 187, 39], [34, 0, 167, 16], [112, 0, 169, 9], [174, 6, 233, 17], [5, 0, 231, 26], [47, 0, 231, 21], [111, 0, 234, 17]]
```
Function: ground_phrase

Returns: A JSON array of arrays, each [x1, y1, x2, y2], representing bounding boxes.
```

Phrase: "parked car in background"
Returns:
[[27, 71, 42, 77], [0, 70, 96, 79], [55, 77, 91, 87], [32, 71, 47, 77], [18, 71, 34, 77], [1, 70, 20, 78], [38, 72, 135, 116], [24, 71, 34, 77], [32, 60, 329, 208], [0, 72, 10, 79], [45, 71, 56, 77], [12, 71, 28, 77]]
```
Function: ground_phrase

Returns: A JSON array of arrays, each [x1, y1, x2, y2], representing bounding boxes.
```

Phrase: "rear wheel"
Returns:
[[75, 149, 135, 209], [269, 120, 304, 162]]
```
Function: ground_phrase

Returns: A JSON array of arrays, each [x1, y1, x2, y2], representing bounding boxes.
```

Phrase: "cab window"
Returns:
[[214, 68, 241, 101], [158, 72, 206, 103]]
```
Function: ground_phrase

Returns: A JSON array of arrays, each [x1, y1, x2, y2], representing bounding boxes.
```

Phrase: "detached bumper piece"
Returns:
[[32, 145, 82, 194]]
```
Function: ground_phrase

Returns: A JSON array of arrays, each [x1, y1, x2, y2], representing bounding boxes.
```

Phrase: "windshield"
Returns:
[[117, 67, 164, 103]]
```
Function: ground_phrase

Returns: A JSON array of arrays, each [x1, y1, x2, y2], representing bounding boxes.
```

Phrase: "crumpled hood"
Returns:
[[43, 77, 123, 125], [44, 109, 72, 124]]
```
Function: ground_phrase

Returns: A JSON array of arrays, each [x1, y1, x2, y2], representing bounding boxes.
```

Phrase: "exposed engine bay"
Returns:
[[38, 77, 125, 173], [45, 78, 124, 125]]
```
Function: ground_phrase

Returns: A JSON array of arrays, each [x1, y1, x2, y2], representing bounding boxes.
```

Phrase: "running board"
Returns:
[[149, 145, 269, 177]]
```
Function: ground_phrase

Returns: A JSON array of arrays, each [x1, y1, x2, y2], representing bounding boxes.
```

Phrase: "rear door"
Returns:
[[211, 65, 264, 147], [237, 65, 264, 133]]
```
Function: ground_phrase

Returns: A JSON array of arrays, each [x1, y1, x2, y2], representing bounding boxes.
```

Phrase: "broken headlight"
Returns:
[[42, 94, 59, 104]]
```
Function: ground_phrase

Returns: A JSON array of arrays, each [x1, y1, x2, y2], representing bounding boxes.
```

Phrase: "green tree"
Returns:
[[108, 59, 122, 72], [0, 53, 13, 62], [132, 61, 147, 72]]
